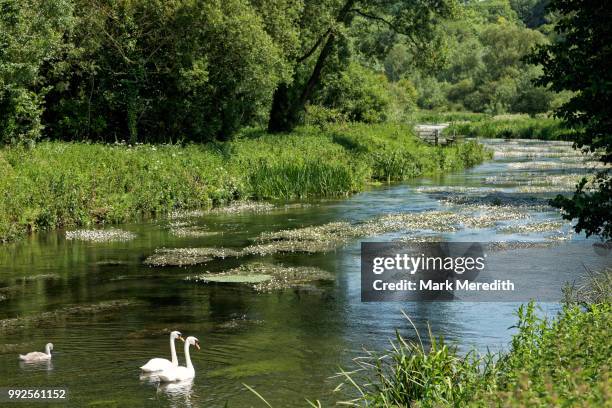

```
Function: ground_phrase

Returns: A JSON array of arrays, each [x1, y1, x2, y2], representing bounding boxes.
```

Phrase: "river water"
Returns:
[[0, 139, 609, 407]]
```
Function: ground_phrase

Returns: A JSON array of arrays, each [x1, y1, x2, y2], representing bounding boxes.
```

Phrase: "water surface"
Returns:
[[0, 139, 609, 407]]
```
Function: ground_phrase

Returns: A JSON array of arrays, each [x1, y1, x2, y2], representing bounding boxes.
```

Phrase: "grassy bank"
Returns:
[[342, 269, 611, 407], [0, 123, 490, 242], [445, 115, 570, 140]]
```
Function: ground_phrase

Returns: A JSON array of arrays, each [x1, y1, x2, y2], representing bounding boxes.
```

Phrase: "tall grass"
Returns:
[[339, 299, 611, 407], [0, 123, 490, 242], [446, 116, 570, 140]]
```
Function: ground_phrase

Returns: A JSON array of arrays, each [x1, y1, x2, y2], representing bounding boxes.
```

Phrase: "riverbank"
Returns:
[[0, 123, 490, 242], [343, 268, 611, 407], [445, 115, 570, 140]]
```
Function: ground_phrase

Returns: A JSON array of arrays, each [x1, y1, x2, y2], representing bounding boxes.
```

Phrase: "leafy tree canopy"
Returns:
[[529, 0, 611, 240]]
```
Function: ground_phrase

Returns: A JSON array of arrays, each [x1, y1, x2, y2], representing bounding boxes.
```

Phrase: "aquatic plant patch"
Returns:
[[207, 201, 276, 214], [65, 228, 136, 242], [498, 221, 566, 234], [485, 241, 561, 251], [186, 262, 334, 291], [144, 247, 242, 267], [508, 160, 609, 170], [16, 274, 61, 282]]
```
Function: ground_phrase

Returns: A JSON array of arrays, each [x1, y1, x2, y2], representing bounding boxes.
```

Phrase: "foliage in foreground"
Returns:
[[528, 0, 612, 241], [0, 123, 490, 242], [340, 295, 611, 406]]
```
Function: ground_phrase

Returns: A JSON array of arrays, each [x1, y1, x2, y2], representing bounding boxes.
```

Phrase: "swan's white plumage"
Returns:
[[19, 343, 53, 362], [158, 336, 199, 382], [140, 357, 174, 372], [140, 331, 183, 372]]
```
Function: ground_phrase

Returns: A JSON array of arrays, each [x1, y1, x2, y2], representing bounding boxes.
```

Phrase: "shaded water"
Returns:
[[0, 139, 609, 407]]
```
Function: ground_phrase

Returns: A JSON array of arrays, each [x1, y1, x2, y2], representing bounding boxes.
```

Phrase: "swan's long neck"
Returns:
[[170, 336, 178, 366], [45, 344, 51, 356], [184, 341, 193, 369]]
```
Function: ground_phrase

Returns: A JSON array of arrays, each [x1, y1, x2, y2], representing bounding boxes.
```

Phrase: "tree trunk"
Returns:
[[267, 0, 356, 133], [267, 83, 300, 133]]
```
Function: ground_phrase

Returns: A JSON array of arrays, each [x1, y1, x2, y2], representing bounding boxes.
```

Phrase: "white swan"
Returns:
[[140, 331, 184, 372], [157, 336, 200, 382], [19, 343, 53, 362]]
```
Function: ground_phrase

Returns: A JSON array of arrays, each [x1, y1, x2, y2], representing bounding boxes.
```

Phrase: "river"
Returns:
[[0, 139, 609, 407]]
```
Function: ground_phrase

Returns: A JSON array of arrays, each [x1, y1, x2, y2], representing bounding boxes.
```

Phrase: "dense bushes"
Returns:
[[0, 124, 490, 242], [0, 0, 74, 145], [43, 0, 290, 143], [384, 0, 563, 116], [1, 0, 293, 144]]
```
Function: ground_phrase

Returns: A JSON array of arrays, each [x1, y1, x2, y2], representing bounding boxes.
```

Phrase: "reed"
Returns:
[[447, 116, 570, 140], [338, 300, 611, 407]]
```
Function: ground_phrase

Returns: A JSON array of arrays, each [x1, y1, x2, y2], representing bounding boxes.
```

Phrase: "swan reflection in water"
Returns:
[[157, 379, 194, 407], [19, 359, 54, 372]]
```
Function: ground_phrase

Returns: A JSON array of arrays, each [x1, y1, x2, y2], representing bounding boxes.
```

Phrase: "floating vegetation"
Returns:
[[545, 230, 574, 241], [216, 316, 264, 330], [484, 174, 587, 189], [245, 222, 359, 255], [168, 210, 206, 219], [95, 260, 129, 266], [244, 208, 536, 256], [208, 201, 276, 215], [508, 161, 608, 170], [0, 300, 138, 333], [144, 247, 242, 267], [193, 274, 273, 283], [451, 204, 530, 228], [0, 285, 21, 296], [16, 274, 60, 281], [415, 186, 503, 194], [493, 151, 579, 159], [514, 185, 574, 193], [498, 221, 565, 234], [65, 228, 136, 242], [395, 234, 445, 243], [437, 193, 551, 209], [186, 262, 334, 291], [486, 241, 560, 251]]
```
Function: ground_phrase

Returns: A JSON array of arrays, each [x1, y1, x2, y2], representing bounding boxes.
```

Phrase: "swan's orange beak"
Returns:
[[194, 341, 201, 350]]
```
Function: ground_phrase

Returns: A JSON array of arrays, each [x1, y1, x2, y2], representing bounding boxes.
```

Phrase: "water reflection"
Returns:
[[157, 379, 194, 407], [19, 359, 53, 372]]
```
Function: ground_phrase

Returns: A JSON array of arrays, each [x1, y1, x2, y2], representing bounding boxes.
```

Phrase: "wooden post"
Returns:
[[434, 129, 439, 146]]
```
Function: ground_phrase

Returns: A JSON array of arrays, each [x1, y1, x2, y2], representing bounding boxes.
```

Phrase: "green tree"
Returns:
[[0, 0, 74, 144], [266, 0, 459, 133], [510, 0, 550, 27], [530, 0, 612, 240], [313, 63, 391, 123], [43, 0, 290, 143]]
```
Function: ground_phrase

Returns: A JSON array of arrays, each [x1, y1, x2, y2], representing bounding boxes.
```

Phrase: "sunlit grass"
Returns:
[[336, 301, 611, 407], [0, 123, 490, 242], [446, 117, 570, 140]]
